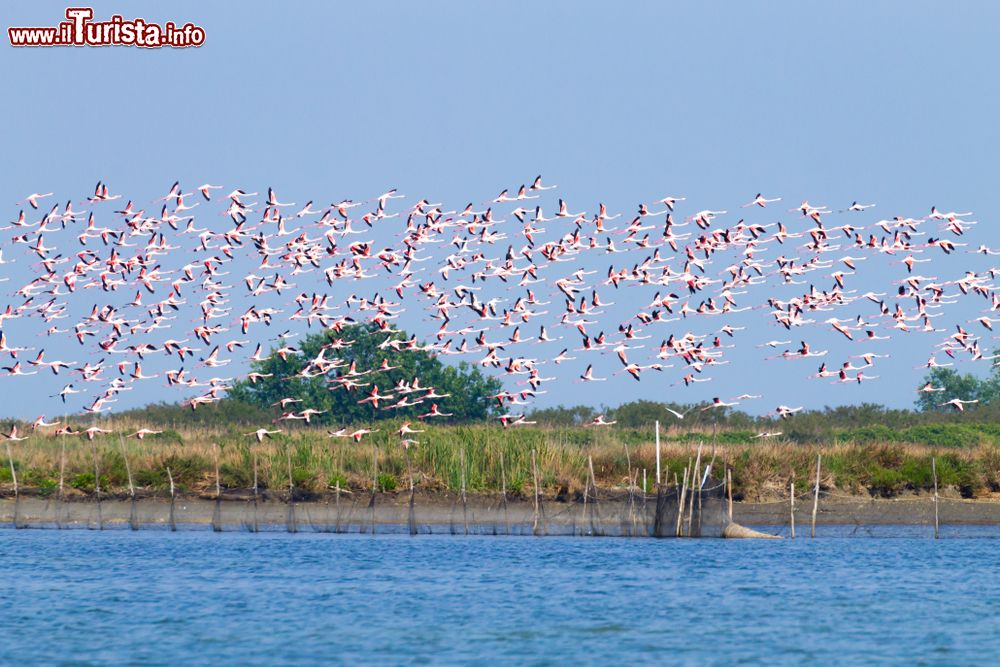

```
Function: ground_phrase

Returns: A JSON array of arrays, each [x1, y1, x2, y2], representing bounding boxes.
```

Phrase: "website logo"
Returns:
[[8, 7, 205, 48]]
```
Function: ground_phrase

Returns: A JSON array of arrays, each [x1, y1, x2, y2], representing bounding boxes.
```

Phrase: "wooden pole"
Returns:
[[91, 438, 103, 530], [287, 444, 297, 534], [119, 434, 135, 497], [57, 438, 66, 529], [811, 455, 821, 539], [655, 420, 661, 485], [460, 446, 468, 535], [500, 449, 510, 535], [623, 442, 633, 491], [334, 479, 341, 534], [676, 465, 689, 537], [166, 466, 176, 532], [5, 441, 17, 499], [214, 443, 222, 498], [727, 467, 733, 522], [6, 440, 21, 530], [789, 480, 795, 540], [120, 434, 138, 531], [252, 451, 259, 498], [212, 443, 223, 533], [587, 454, 600, 535], [369, 442, 377, 535], [932, 457, 940, 539], [687, 447, 702, 537], [531, 448, 541, 536], [581, 454, 590, 536], [406, 449, 416, 536]]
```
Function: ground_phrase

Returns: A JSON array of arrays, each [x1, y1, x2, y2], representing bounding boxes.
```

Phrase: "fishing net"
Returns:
[[3, 481, 996, 538]]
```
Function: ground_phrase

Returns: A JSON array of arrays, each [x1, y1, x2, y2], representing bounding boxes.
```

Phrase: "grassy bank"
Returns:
[[2, 421, 999, 501]]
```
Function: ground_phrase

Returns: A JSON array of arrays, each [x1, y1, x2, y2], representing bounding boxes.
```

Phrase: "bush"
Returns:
[[868, 466, 905, 497], [901, 424, 982, 448], [328, 473, 349, 490], [70, 472, 110, 493], [36, 478, 58, 497], [134, 468, 168, 489], [162, 454, 209, 487], [376, 473, 397, 492], [840, 425, 899, 444]]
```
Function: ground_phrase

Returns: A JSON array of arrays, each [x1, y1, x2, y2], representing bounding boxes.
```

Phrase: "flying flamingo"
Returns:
[[245, 428, 282, 442]]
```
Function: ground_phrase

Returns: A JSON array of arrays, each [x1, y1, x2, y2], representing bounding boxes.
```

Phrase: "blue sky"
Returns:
[[2, 1, 999, 417]]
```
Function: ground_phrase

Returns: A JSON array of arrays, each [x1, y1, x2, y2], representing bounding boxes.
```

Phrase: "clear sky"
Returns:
[[2, 1, 999, 417]]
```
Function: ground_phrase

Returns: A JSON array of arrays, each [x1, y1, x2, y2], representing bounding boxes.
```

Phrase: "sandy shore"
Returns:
[[1, 491, 996, 534]]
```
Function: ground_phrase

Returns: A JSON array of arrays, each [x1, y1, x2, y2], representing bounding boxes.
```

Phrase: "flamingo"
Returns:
[[588, 414, 617, 426], [741, 193, 781, 208], [775, 405, 803, 419], [31, 416, 61, 430], [418, 403, 453, 420], [1, 425, 29, 441], [349, 428, 378, 442], [940, 399, 978, 412], [245, 428, 282, 443], [129, 428, 164, 440], [18, 193, 54, 210]]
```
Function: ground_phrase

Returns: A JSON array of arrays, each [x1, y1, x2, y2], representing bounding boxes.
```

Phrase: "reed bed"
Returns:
[[2, 420, 999, 501]]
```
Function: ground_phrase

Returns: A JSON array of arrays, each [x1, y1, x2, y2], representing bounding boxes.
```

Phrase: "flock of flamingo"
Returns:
[[0, 177, 996, 446]]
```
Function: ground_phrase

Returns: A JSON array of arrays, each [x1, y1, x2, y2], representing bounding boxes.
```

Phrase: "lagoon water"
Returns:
[[0, 527, 997, 665]]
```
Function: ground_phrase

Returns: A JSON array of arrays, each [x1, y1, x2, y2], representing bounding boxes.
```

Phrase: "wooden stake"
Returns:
[[623, 442, 633, 491], [120, 434, 139, 531], [531, 448, 541, 536], [790, 481, 795, 540], [252, 451, 259, 498], [333, 479, 341, 534], [587, 454, 600, 535], [727, 468, 734, 522], [59, 438, 66, 498], [214, 443, 222, 499], [369, 442, 377, 535], [460, 446, 468, 535], [91, 439, 102, 530], [287, 444, 298, 533], [588, 454, 598, 496], [655, 420, 661, 485], [166, 466, 176, 532], [406, 449, 416, 536], [687, 447, 702, 537], [210, 443, 223, 533], [7, 440, 22, 530], [5, 441, 17, 498], [932, 457, 940, 540], [676, 465, 689, 537], [811, 455, 821, 539], [500, 450, 510, 535], [57, 438, 66, 529]]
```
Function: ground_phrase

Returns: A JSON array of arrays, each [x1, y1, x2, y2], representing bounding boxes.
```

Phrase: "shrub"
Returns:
[[70, 472, 110, 493], [376, 473, 397, 492], [868, 466, 905, 497]]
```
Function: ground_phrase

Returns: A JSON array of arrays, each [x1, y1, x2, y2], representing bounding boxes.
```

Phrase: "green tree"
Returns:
[[527, 404, 595, 427], [915, 367, 997, 412], [227, 323, 503, 425]]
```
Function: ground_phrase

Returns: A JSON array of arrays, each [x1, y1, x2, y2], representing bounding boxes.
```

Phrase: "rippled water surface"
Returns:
[[1, 527, 997, 665]]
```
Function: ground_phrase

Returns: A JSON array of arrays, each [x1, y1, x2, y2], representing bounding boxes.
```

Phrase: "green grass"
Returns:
[[0, 422, 997, 500]]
